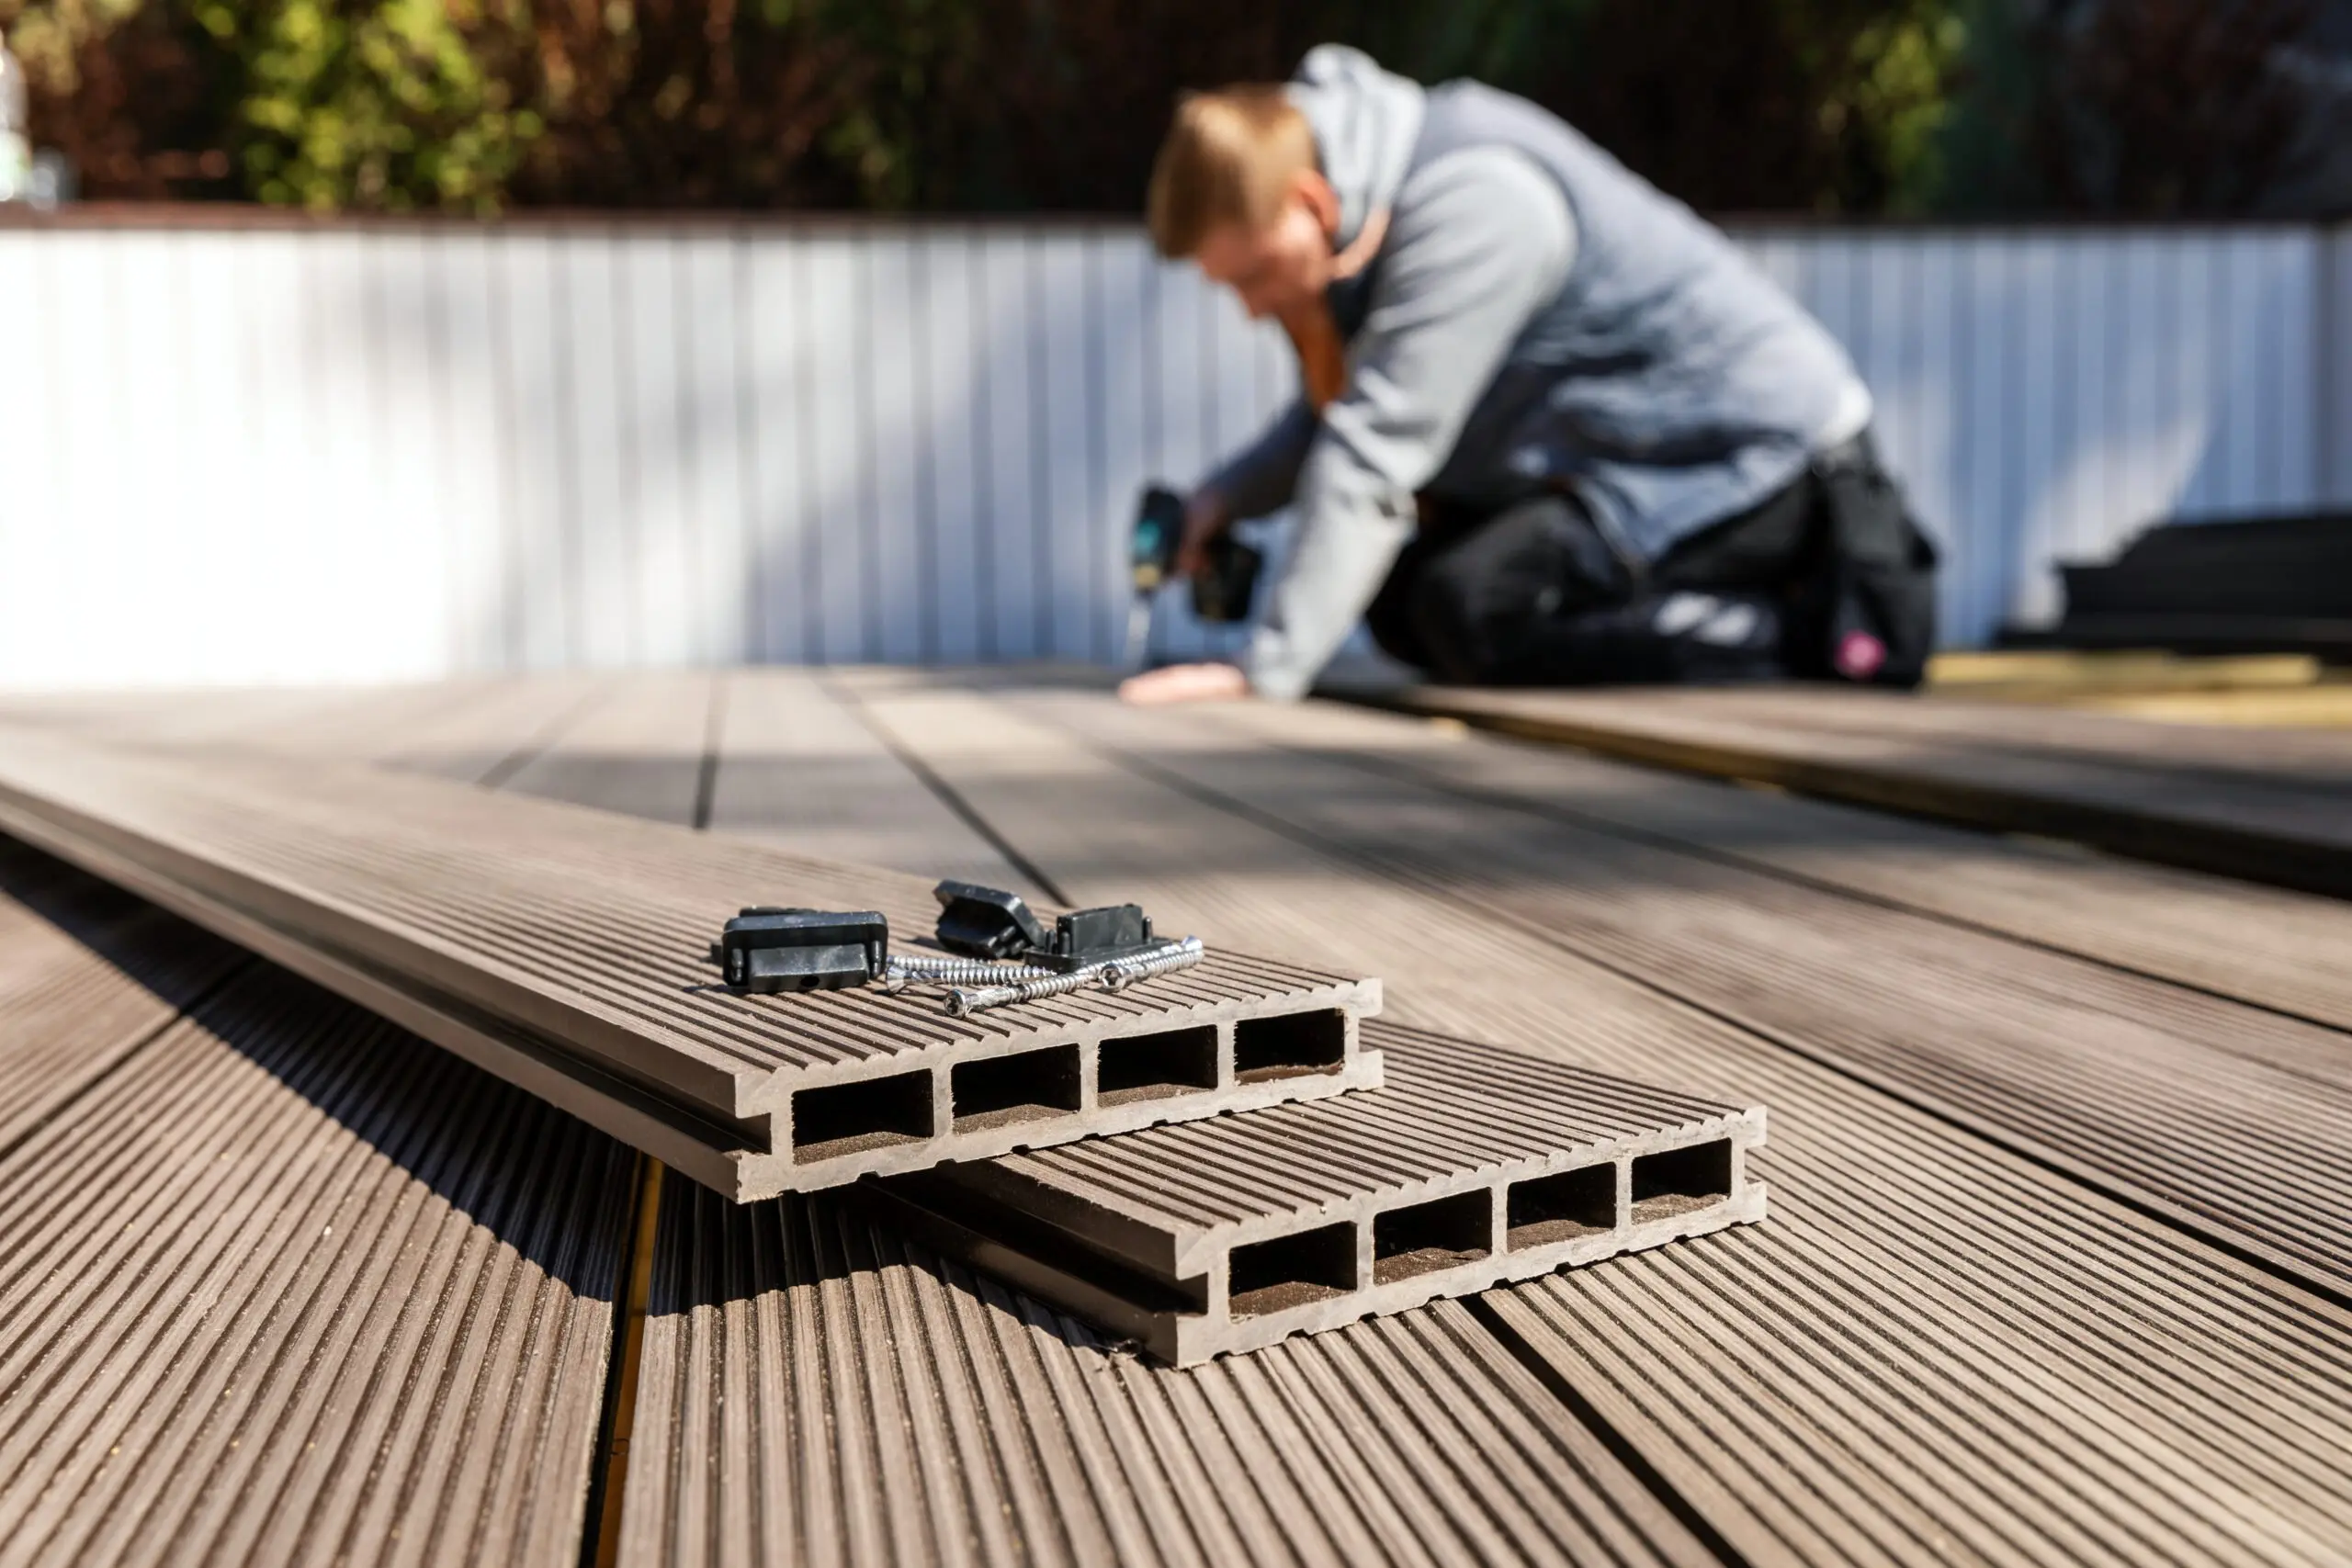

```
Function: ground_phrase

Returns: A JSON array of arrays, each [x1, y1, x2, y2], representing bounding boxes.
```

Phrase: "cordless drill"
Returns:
[[1129, 484, 1263, 667]]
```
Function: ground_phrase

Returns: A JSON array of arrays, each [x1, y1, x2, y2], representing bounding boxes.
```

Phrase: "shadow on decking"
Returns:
[[648, 1174, 1119, 1359], [0, 834, 639, 1305]]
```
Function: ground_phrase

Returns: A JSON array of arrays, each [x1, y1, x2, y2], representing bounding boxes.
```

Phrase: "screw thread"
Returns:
[[941, 936, 1209, 1015], [882, 953, 1057, 993], [946, 966, 1102, 1017], [1101, 935, 1206, 991]]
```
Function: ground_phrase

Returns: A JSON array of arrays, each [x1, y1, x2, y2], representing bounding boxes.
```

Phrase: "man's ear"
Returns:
[[1295, 169, 1341, 241]]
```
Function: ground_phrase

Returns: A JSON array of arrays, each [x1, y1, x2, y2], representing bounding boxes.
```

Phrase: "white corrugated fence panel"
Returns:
[[2, 219, 2341, 687]]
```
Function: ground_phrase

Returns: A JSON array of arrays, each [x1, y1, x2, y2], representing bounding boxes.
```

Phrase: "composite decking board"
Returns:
[[220, 676, 596, 776], [359, 673, 618, 784], [617, 1179, 1717, 1568], [1193, 690, 2352, 1036], [2081, 682, 2352, 728], [1430, 680, 2352, 835], [197, 681, 516, 761], [497, 671, 718, 827], [706, 669, 1038, 895], [966, 1025, 1752, 1244], [1664, 682, 2352, 785], [1007, 682, 2352, 1296], [1342, 682, 2352, 898], [0, 961, 635, 1568], [881, 1021, 1765, 1362], [0, 841, 251, 1152], [0, 725, 1380, 1196], [512, 681, 1713, 1562], [848, 675, 2352, 1566], [0, 680, 599, 785]]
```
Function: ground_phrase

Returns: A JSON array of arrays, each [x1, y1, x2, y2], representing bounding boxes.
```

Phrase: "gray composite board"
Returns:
[[856, 674, 2352, 1566], [0, 725, 1381, 1199], [1340, 681, 2352, 898], [873, 1022, 1764, 1363], [0, 954, 634, 1568], [1014, 684, 2352, 1299]]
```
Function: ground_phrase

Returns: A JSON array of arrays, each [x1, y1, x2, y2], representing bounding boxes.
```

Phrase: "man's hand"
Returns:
[[1118, 661, 1252, 705], [1173, 488, 1233, 580]]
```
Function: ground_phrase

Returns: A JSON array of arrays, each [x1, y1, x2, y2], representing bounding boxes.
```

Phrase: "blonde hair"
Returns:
[[1147, 86, 1317, 259]]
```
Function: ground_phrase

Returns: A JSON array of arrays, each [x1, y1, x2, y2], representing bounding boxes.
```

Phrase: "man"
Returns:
[[1120, 46, 1938, 707]]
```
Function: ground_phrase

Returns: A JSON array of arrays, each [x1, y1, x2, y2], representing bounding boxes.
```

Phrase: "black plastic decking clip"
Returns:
[[711, 908, 889, 993], [933, 880, 1050, 960]]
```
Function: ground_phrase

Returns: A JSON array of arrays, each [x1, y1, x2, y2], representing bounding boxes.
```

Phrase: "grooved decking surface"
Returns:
[[0, 724, 1381, 1198], [6, 669, 2352, 1565], [621, 1182, 1716, 1568], [0, 951, 634, 1568]]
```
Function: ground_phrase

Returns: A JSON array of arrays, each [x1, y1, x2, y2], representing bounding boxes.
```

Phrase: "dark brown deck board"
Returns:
[[0, 840, 248, 1153], [0, 950, 635, 1567], [0, 726, 1381, 1198], [1201, 692, 2352, 1034], [844, 673, 2352, 1566], [618, 1181, 1716, 1568], [1007, 684, 2352, 1296], [707, 669, 1039, 895]]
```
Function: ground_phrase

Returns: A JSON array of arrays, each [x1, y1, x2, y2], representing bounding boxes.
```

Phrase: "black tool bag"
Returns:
[[1783, 447, 1940, 689]]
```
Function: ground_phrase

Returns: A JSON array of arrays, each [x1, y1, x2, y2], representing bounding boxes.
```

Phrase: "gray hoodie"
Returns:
[[1213, 47, 1871, 700]]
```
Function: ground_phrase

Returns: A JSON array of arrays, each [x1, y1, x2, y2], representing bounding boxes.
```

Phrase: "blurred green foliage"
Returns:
[[0, 0, 2319, 215], [228, 0, 539, 209]]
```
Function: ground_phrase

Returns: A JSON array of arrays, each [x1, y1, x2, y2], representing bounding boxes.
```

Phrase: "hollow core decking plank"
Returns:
[[877, 1021, 1766, 1363], [496, 678, 1726, 1568], [0, 726, 1380, 1197], [1188, 691, 2352, 1035], [0, 951, 636, 1568], [842, 675, 2352, 1567], [1005, 686, 2352, 1297], [1345, 682, 2352, 897]]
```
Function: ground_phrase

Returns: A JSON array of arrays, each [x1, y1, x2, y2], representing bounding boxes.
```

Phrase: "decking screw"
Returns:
[[1100, 935, 1206, 991], [943, 936, 1208, 1015], [881, 953, 1058, 994], [946, 965, 1107, 1017]]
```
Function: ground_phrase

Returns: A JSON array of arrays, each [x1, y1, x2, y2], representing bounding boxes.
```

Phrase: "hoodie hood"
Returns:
[[1285, 46, 1426, 253]]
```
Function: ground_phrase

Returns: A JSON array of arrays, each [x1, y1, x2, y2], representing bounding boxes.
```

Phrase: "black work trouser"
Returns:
[[1365, 437, 1931, 687]]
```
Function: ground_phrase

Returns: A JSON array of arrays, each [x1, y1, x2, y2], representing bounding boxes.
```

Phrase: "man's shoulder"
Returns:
[[1391, 145, 1566, 235], [1381, 145, 1575, 289]]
